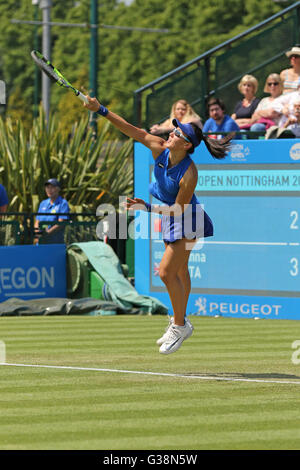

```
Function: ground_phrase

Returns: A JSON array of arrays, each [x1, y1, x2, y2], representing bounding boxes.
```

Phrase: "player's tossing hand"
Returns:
[[124, 197, 149, 212]]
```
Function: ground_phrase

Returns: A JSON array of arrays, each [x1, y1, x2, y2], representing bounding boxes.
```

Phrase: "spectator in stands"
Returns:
[[203, 97, 240, 139], [150, 99, 202, 136], [34, 178, 69, 244], [270, 82, 300, 128], [0, 183, 8, 213], [266, 99, 300, 139], [249, 73, 283, 134], [231, 74, 260, 129], [281, 99, 300, 137], [279, 46, 300, 95]]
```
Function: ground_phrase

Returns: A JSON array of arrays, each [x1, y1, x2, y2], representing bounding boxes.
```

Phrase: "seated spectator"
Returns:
[[266, 99, 300, 139], [202, 97, 240, 139], [280, 46, 300, 94], [281, 99, 300, 137], [0, 183, 8, 213], [34, 178, 69, 244], [231, 74, 260, 129], [249, 73, 283, 134], [270, 83, 300, 127], [150, 99, 202, 136]]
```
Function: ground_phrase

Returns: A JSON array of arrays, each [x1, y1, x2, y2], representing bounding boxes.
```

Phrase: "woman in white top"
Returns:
[[281, 99, 300, 137], [279, 46, 300, 94], [250, 73, 283, 133]]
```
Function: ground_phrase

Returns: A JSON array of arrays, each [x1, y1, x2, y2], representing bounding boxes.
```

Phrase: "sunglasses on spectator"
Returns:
[[290, 55, 300, 59], [268, 82, 279, 86], [172, 128, 191, 143]]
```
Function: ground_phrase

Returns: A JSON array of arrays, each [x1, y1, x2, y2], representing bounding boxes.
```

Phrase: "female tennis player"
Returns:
[[84, 96, 232, 354]]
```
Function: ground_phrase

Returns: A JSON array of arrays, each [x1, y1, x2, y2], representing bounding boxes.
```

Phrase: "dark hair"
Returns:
[[189, 123, 234, 160], [207, 97, 226, 112]]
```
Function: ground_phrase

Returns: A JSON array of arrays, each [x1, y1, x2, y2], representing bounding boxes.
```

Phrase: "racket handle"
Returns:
[[77, 91, 89, 104]]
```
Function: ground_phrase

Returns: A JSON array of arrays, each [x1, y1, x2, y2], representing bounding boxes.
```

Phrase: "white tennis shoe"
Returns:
[[156, 317, 193, 346], [156, 317, 174, 346], [159, 321, 194, 355]]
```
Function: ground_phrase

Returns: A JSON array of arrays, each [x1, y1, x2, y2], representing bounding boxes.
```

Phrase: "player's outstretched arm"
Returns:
[[84, 96, 166, 158]]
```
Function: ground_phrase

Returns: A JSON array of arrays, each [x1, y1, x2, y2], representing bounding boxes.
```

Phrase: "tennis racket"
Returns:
[[31, 50, 88, 104]]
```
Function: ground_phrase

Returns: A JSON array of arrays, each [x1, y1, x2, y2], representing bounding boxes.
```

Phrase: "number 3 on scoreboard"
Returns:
[[290, 258, 298, 276]]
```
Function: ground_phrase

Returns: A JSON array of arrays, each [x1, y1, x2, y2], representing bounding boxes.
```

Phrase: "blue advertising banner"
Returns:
[[134, 138, 300, 320], [0, 244, 66, 301]]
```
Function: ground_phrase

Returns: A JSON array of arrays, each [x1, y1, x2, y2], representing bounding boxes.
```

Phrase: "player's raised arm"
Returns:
[[84, 96, 166, 159]]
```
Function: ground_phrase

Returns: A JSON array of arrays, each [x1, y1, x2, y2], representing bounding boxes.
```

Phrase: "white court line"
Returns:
[[1, 362, 300, 386]]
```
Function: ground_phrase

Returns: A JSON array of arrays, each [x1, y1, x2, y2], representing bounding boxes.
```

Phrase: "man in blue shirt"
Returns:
[[34, 178, 69, 244], [203, 97, 240, 139], [0, 184, 9, 213]]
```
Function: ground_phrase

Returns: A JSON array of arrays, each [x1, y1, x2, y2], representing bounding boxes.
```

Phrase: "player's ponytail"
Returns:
[[190, 123, 234, 160]]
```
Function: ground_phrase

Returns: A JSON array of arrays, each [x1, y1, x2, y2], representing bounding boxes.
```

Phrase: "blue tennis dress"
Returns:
[[149, 148, 213, 243]]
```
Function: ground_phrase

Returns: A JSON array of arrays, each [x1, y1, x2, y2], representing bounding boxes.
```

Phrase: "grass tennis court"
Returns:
[[1, 314, 300, 450]]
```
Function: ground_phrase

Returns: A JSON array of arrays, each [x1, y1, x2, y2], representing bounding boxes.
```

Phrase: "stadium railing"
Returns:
[[133, 2, 300, 132]]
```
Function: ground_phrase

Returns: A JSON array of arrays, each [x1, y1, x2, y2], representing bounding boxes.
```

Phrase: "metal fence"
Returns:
[[0, 213, 98, 246], [0, 212, 134, 277]]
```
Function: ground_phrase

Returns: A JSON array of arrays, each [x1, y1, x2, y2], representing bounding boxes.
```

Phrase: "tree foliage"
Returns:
[[0, 108, 133, 213], [0, 0, 295, 128]]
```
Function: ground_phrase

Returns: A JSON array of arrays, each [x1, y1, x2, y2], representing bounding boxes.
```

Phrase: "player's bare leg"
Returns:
[[158, 238, 196, 354]]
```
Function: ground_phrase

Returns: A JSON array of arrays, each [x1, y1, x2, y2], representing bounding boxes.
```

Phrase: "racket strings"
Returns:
[[31, 51, 67, 86], [33, 60, 57, 82], [31, 50, 86, 101]]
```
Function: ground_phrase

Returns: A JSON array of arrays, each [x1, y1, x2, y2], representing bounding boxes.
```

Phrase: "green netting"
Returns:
[[214, 12, 299, 115], [136, 10, 300, 127], [145, 65, 207, 130]]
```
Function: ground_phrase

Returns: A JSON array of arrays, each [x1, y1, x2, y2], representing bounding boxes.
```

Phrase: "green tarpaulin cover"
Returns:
[[69, 242, 168, 315]]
